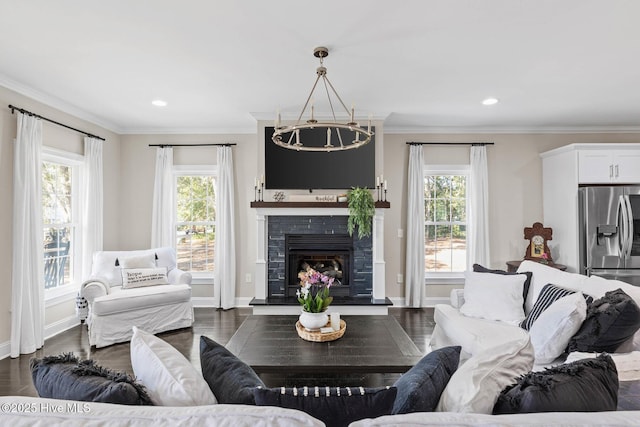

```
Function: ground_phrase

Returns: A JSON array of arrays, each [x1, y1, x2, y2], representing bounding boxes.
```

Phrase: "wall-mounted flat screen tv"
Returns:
[[264, 126, 375, 190]]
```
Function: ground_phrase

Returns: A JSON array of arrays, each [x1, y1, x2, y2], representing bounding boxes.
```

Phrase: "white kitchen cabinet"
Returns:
[[614, 150, 640, 183], [578, 149, 640, 183], [542, 143, 640, 272]]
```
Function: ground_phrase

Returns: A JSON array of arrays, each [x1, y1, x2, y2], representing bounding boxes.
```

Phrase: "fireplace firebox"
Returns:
[[285, 234, 353, 298]]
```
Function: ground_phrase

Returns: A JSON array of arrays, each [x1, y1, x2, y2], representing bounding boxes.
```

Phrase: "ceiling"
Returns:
[[1, 0, 639, 134]]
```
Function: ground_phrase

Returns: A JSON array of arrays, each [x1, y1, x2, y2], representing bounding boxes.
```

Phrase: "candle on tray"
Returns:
[[331, 312, 341, 331]]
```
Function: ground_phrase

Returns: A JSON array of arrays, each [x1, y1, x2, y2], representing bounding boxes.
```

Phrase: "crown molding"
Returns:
[[4, 76, 639, 137], [250, 111, 391, 122], [118, 126, 257, 135], [0, 73, 122, 134], [383, 124, 640, 134]]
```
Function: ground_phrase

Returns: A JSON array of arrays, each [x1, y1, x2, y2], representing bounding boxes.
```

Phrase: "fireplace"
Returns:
[[254, 208, 386, 309], [285, 234, 352, 298], [265, 215, 374, 299]]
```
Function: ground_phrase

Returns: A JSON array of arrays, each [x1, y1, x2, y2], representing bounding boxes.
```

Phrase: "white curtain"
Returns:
[[82, 137, 103, 278], [468, 144, 491, 267], [151, 146, 174, 248], [405, 144, 426, 308], [11, 113, 44, 357], [214, 146, 236, 309]]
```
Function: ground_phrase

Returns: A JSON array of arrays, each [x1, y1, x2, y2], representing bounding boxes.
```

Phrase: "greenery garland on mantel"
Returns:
[[347, 187, 375, 239]]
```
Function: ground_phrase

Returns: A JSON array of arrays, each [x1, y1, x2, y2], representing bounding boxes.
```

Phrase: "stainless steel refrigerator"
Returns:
[[579, 186, 640, 286]]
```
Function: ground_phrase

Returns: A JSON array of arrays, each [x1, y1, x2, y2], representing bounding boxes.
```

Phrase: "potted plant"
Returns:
[[347, 187, 375, 239], [297, 267, 334, 330]]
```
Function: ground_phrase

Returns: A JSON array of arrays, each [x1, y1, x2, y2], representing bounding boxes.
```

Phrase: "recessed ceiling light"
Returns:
[[151, 99, 168, 107], [482, 97, 499, 106]]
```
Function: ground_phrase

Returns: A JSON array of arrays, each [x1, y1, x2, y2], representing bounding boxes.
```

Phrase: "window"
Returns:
[[174, 166, 216, 278], [42, 149, 82, 292], [424, 165, 469, 278]]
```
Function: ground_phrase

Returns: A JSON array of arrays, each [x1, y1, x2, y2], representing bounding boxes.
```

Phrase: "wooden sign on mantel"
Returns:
[[288, 194, 337, 203]]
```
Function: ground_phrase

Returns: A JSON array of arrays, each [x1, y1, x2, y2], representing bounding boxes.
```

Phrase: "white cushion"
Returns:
[[349, 410, 640, 426], [122, 267, 169, 289], [516, 260, 589, 314], [450, 289, 465, 308], [432, 304, 528, 364], [130, 327, 216, 406], [119, 253, 156, 269], [92, 284, 191, 315], [582, 275, 640, 303], [529, 291, 587, 364], [0, 396, 327, 427], [459, 271, 525, 324], [436, 334, 535, 414], [91, 248, 178, 287]]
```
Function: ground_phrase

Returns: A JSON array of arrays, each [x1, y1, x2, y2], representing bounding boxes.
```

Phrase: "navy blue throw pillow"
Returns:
[[493, 354, 618, 414], [200, 336, 265, 404], [392, 346, 461, 414], [30, 353, 152, 405], [254, 386, 397, 427], [567, 288, 640, 353]]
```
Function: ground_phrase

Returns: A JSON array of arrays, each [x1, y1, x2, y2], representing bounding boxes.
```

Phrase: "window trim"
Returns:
[[173, 165, 217, 280], [42, 147, 84, 302], [424, 164, 470, 284]]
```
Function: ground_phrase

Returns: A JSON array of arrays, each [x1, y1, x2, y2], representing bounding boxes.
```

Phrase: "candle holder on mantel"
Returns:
[[254, 186, 264, 202], [254, 180, 265, 202], [375, 175, 388, 202]]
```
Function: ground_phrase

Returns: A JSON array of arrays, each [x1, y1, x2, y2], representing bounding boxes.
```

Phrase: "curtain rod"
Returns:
[[406, 142, 494, 146], [8, 104, 106, 141], [148, 143, 236, 147]]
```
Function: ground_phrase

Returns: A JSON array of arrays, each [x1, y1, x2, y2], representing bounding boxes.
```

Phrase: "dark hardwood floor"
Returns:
[[1, 307, 638, 410]]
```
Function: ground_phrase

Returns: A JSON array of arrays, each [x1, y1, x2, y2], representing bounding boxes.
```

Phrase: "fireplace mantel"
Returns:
[[250, 201, 390, 209], [252, 205, 387, 307]]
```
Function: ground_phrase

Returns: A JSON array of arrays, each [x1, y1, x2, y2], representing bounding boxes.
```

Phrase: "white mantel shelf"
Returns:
[[250, 201, 391, 209]]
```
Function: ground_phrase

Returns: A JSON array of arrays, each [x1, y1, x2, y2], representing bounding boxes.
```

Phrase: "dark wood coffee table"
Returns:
[[225, 315, 423, 374]]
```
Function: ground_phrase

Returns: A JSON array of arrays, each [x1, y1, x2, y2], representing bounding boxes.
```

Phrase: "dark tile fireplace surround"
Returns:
[[267, 216, 373, 299]]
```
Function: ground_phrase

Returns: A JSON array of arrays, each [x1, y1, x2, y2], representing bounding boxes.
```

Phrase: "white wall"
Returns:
[[118, 133, 258, 301], [117, 130, 640, 305], [0, 85, 120, 352], [383, 133, 640, 300]]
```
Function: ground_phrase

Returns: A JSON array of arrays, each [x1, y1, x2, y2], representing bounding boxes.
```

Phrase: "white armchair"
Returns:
[[79, 247, 193, 348]]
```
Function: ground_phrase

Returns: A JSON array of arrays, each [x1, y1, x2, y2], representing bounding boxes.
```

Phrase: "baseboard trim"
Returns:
[[387, 296, 448, 307], [192, 297, 253, 308], [0, 340, 9, 360], [424, 297, 449, 307], [45, 315, 81, 340], [388, 297, 405, 307], [0, 315, 81, 360], [251, 305, 389, 315], [191, 297, 216, 307]]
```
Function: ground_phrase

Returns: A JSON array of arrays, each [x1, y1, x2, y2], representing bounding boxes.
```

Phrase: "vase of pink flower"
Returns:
[[297, 267, 334, 330]]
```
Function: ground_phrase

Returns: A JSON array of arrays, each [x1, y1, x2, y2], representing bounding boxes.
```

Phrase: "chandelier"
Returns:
[[272, 46, 373, 152]]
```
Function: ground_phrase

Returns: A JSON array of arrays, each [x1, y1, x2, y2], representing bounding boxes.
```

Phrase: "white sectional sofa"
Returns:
[[431, 260, 640, 366], [1, 396, 638, 426], [428, 260, 640, 415]]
